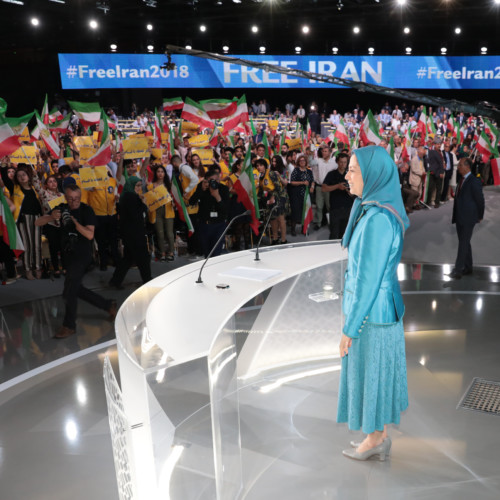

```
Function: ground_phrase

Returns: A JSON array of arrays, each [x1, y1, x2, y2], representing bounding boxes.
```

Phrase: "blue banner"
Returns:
[[59, 53, 500, 90]]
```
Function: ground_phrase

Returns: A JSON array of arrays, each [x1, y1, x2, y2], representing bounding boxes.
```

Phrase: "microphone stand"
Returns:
[[254, 203, 279, 262], [196, 210, 251, 284]]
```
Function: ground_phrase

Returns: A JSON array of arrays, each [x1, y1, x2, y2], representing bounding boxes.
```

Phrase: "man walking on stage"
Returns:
[[449, 158, 485, 280]]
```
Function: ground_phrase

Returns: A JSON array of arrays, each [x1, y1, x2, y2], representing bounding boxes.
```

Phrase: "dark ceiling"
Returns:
[[0, 0, 498, 56]]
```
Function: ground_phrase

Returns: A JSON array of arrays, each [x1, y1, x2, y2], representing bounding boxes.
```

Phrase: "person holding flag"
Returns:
[[289, 155, 314, 236]]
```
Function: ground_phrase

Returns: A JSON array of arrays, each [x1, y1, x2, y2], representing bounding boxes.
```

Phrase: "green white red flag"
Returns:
[[35, 111, 60, 158], [181, 98, 214, 130], [483, 118, 499, 147], [388, 137, 395, 161], [49, 114, 71, 134], [162, 97, 184, 112], [0, 189, 24, 257], [41, 94, 50, 125], [87, 109, 112, 167], [0, 116, 20, 157], [201, 98, 238, 120], [171, 176, 194, 236], [334, 118, 349, 145], [221, 96, 249, 135], [476, 131, 495, 163], [5, 112, 34, 138], [154, 108, 163, 148], [420, 172, 430, 203], [232, 148, 260, 234], [209, 127, 219, 147], [49, 107, 63, 124], [249, 119, 257, 136], [261, 132, 271, 161], [490, 156, 500, 186], [446, 115, 455, 134], [301, 189, 313, 235], [416, 107, 427, 138], [67, 100, 101, 127], [360, 110, 382, 145]]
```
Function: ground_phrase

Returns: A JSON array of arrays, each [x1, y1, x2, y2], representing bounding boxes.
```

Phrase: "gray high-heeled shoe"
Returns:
[[350, 437, 388, 448], [343, 437, 392, 461]]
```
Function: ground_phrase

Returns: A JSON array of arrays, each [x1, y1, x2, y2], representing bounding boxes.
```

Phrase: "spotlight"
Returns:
[[397, 0, 406, 5], [259, 45, 266, 53], [233, 0, 241, 3], [353, 26, 360, 34], [30, 17, 40, 26], [200, 24, 206, 32], [222, 44, 229, 52], [455, 27, 461, 34], [332, 46, 339, 54], [481, 47, 487, 53], [295, 45, 301, 53], [368, 47, 375, 54], [441, 47, 447, 54], [337, 0, 343, 10], [403, 26, 410, 34], [89, 19, 98, 29], [302, 25, 310, 34], [495, 0, 500, 4], [147, 44, 154, 52], [185, 44, 192, 50], [146, 23, 153, 30], [405, 47, 412, 54], [251, 25, 258, 33], [110, 43, 117, 50]]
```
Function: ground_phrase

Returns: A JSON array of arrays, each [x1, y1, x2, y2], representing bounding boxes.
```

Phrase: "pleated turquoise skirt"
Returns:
[[336, 320, 409, 434]]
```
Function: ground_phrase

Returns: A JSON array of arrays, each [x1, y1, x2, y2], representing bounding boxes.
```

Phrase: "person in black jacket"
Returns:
[[427, 137, 445, 208], [109, 176, 152, 288], [189, 169, 230, 258], [449, 158, 485, 279]]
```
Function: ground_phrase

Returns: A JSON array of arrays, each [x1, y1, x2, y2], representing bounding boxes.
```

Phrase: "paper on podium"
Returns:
[[218, 266, 282, 282]]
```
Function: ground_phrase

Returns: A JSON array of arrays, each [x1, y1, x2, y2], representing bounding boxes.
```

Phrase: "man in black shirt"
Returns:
[[36, 184, 116, 338], [427, 137, 445, 208], [189, 169, 230, 258], [322, 154, 354, 240]]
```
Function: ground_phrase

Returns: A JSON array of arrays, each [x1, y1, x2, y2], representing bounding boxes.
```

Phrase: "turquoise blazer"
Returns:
[[342, 205, 405, 338]]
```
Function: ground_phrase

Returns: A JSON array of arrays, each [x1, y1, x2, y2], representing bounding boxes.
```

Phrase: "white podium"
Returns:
[[104, 241, 347, 500]]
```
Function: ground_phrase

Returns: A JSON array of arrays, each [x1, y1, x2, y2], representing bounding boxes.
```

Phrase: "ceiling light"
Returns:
[[302, 25, 310, 34], [222, 45, 229, 52], [251, 25, 258, 33], [403, 26, 410, 34], [2, 0, 24, 4], [147, 44, 154, 52], [441, 47, 447, 54], [397, 0, 406, 5], [295, 46, 301, 53], [481, 47, 487, 53], [353, 26, 360, 34], [30, 17, 40, 26], [233, 0, 241, 3], [89, 20, 98, 29], [110, 43, 117, 50], [332, 46, 339, 54], [185, 44, 192, 50], [259, 45, 266, 53], [368, 47, 375, 54], [199, 24, 206, 32], [405, 47, 412, 53], [146, 23, 153, 30], [495, 0, 500, 4], [337, 0, 343, 10], [455, 27, 461, 34], [48, 0, 65, 3]]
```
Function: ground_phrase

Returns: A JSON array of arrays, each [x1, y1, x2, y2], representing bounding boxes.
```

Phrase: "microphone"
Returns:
[[254, 203, 279, 262], [195, 210, 251, 284]]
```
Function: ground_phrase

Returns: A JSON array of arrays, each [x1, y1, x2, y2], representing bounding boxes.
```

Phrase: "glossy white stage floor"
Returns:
[[1, 264, 500, 500]]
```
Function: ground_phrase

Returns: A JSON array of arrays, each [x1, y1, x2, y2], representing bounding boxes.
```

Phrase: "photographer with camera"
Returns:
[[36, 183, 116, 339], [189, 169, 230, 258]]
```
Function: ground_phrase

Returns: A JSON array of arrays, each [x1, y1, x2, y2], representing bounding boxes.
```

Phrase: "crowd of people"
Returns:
[[0, 96, 498, 336]]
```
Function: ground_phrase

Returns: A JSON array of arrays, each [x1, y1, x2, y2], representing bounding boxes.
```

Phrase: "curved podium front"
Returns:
[[105, 241, 347, 500]]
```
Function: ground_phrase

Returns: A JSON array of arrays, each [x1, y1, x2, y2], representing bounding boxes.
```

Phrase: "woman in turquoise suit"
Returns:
[[337, 145, 409, 461]]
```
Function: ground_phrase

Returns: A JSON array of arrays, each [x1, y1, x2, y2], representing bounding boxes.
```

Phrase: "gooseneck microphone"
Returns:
[[254, 203, 279, 262], [196, 210, 251, 284]]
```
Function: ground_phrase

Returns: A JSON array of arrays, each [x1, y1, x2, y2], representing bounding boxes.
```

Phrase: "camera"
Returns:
[[209, 179, 219, 190], [60, 206, 79, 254], [62, 134, 72, 144]]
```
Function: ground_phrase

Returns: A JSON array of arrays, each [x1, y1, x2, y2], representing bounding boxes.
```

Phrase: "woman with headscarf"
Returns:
[[109, 176, 152, 288], [337, 146, 409, 462]]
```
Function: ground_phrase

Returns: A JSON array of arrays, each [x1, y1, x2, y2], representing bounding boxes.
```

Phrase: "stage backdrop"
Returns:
[[58, 53, 500, 90]]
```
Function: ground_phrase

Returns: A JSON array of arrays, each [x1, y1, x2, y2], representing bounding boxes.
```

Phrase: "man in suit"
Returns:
[[440, 142, 454, 202], [449, 157, 485, 279], [427, 137, 445, 208]]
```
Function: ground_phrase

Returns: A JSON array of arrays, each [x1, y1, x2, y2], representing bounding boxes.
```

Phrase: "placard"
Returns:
[[79, 166, 109, 189], [122, 137, 149, 159], [181, 121, 199, 134], [144, 184, 170, 212], [10, 145, 37, 164], [268, 120, 279, 132], [188, 134, 210, 148], [151, 148, 164, 160], [48, 195, 66, 210], [286, 138, 302, 150], [193, 148, 214, 166]]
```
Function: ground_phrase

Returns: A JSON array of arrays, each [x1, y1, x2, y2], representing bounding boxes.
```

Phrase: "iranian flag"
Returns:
[[306, 119, 312, 140], [153, 108, 163, 148], [388, 136, 395, 161], [171, 176, 194, 236], [324, 132, 335, 145], [209, 127, 219, 147], [49, 107, 63, 124], [491, 156, 500, 186], [401, 128, 411, 162], [476, 131, 494, 163], [41, 94, 50, 124], [181, 98, 214, 130], [334, 118, 349, 145], [427, 117, 437, 137], [446, 115, 455, 134], [232, 149, 260, 234], [35, 111, 60, 158], [0, 189, 24, 257], [420, 172, 431, 203], [483, 118, 499, 147], [360, 110, 382, 145], [249, 119, 257, 136], [49, 114, 71, 134], [5, 112, 34, 138], [201, 98, 238, 119], [416, 107, 427, 138], [261, 132, 271, 160], [301, 189, 313, 235], [163, 97, 184, 112], [68, 100, 101, 127], [168, 127, 176, 155], [0, 116, 20, 157], [0, 97, 7, 117], [221, 96, 249, 135], [87, 109, 112, 167], [454, 122, 464, 145]]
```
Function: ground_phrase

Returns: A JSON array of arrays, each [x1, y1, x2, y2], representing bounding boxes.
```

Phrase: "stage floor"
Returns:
[[0, 263, 499, 500]]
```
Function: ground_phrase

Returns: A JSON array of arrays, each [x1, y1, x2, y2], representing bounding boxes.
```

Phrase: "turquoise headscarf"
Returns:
[[120, 175, 142, 199], [341, 146, 410, 248]]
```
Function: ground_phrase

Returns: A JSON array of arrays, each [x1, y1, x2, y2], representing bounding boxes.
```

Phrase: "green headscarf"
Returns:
[[121, 175, 142, 199]]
